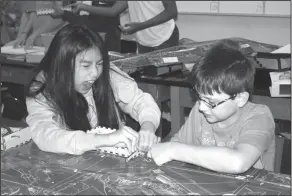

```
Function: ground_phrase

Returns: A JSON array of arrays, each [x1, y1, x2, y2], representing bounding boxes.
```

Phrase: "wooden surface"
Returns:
[[1, 141, 291, 195]]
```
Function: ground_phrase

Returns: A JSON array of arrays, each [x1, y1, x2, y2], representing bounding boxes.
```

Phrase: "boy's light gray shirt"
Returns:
[[171, 101, 275, 172]]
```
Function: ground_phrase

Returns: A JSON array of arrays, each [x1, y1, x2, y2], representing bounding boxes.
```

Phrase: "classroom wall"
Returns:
[[176, 14, 290, 46]]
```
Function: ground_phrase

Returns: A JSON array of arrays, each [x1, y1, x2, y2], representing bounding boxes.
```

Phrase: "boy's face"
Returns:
[[197, 91, 238, 124], [74, 47, 103, 95]]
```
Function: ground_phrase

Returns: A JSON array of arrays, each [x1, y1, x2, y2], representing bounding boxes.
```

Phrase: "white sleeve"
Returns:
[[26, 97, 98, 155], [110, 66, 161, 130]]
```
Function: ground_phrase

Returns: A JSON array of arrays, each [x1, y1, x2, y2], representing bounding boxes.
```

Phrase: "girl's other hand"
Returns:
[[108, 126, 139, 153]]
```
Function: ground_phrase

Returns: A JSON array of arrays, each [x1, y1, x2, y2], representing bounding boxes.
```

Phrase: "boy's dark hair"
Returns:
[[27, 24, 124, 131], [191, 39, 255, 99]]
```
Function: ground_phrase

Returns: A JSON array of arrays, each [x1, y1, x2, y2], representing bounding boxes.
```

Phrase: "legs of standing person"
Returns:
[[137, 44, 156, 54], [104, 26, 121, 52], [0, 16, 10, 46], [86, 16, 121, 53], [136, 25, 180, 139], [69, 14, 121, 52]]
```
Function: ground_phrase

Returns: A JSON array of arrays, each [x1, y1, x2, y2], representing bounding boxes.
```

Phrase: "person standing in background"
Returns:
[[4, 1, 65, 49], [125, 1, 179, 53], [69, 1, 179, 54], [0, 1, 22, 45], [51, 1, 121, 52]]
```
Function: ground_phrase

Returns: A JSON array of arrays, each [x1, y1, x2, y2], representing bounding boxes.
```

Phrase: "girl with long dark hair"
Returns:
[[25, 24, 161, 155]]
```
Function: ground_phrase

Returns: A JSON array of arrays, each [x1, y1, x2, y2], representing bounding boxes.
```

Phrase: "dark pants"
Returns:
[[137, 25, 179, 54], [62, 11, 121, 52]]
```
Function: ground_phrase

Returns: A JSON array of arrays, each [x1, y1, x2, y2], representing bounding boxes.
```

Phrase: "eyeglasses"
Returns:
[[195, 93, 237, 109]]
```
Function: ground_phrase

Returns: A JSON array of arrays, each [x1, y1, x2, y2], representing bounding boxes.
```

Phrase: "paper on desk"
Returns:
[[270, 72, 291, 85], [269, 71, 291, 97], [184, 63, 194, 72], [1, 45, 45, 55], [271, 44, 290, 54]]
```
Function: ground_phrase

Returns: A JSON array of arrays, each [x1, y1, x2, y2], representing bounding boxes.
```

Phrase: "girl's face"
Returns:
[[74, 47, 103, 95]]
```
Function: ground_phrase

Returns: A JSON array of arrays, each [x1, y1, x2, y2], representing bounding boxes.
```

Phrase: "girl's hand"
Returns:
[[108, 126, 139, 153], [138, 122, 160, 152]]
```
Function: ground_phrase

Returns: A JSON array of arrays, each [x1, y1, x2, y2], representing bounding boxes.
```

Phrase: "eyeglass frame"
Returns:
[[194, 92, 237, 109]]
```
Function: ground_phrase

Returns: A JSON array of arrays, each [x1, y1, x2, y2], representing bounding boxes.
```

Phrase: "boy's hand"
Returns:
[[121, 22, 142, 35], [108, 126, 139, 154], [147, 142, 175, 166], [138, 122, 160, 152]]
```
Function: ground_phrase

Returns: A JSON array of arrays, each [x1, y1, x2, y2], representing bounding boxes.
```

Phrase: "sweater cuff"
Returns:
[[139, 114, 160, 131]]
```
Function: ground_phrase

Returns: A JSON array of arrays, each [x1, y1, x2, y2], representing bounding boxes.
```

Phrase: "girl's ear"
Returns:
[[236, 92, 249, 108]]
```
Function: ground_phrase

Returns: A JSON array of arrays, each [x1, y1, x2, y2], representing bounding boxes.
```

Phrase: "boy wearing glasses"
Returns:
[[147, 39, 275, 174]]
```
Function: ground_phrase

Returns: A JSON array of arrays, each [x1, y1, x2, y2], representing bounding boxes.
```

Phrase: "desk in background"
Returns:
[[1, 54, 291, 131], [1, 55, 36, 85], [1, 53, 291, 126], [1, 141, 290, 195]]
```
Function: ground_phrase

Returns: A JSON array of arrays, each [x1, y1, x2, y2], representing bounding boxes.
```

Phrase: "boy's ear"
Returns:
[[236, 92, 249, 107]]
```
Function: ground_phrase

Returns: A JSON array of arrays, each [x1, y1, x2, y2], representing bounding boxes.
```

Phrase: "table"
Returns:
[[1, 141, 290, 195], [256, 52, 291, 70], [1, 55, 36, 85], [1, 55, 291, 133]]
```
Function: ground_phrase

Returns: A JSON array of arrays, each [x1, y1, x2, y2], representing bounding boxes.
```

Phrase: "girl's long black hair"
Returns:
[[27, 24, 124, 131]]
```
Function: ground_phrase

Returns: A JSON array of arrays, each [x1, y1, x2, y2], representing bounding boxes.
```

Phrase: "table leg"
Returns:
[[170, 86, 185, 137], [137, 82, 170, 138]]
